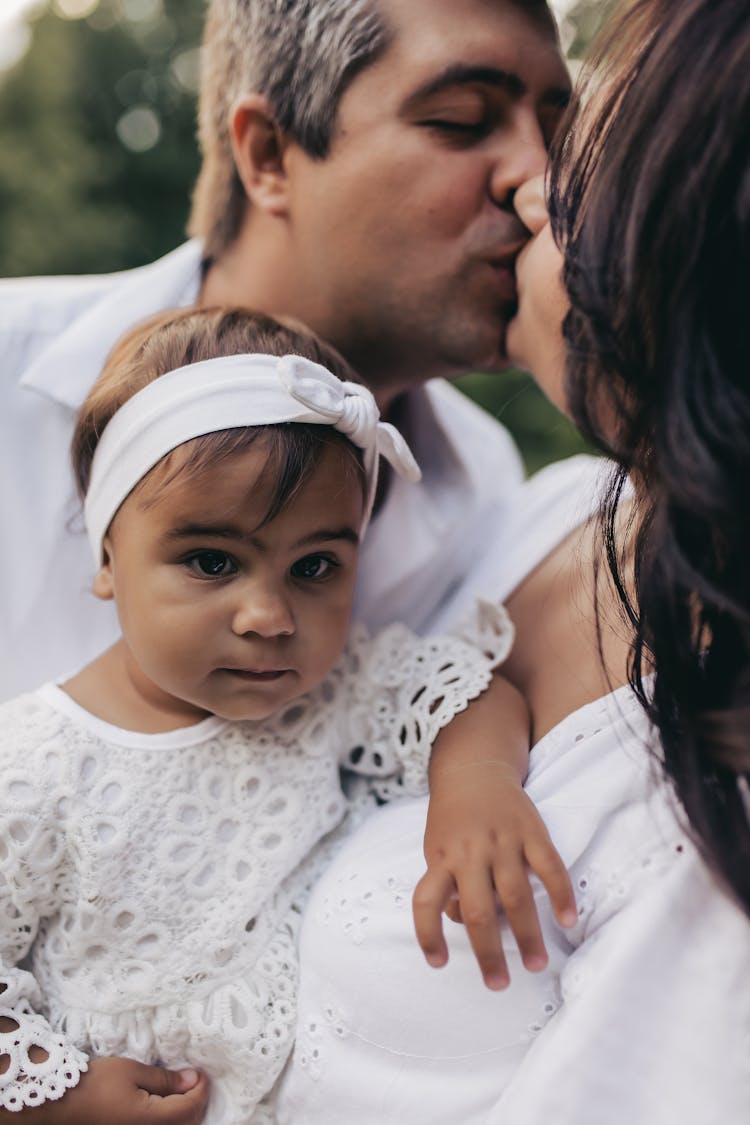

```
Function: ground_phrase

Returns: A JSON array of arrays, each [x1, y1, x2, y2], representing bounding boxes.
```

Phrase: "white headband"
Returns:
[[84, 352, 421, 563]]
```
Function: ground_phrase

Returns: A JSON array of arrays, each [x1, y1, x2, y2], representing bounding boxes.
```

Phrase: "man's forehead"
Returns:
[[367, 0, 567, 98]]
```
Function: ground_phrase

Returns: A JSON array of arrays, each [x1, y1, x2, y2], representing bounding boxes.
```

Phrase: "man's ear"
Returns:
[[230, 94, 291, 217], [92, 540, 115, 601]]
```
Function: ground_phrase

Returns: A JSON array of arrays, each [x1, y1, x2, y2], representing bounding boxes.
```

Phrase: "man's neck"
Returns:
[[198, 222, 288, 322], [199, 228, 428, 415]]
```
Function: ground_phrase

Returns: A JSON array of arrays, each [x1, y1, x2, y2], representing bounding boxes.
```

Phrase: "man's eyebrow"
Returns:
[[402, 64, 571, 112], [402, 65, 527, 108]]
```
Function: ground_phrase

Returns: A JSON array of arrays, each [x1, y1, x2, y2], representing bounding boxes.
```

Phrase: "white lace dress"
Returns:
[[0, 611, 512, 1123]]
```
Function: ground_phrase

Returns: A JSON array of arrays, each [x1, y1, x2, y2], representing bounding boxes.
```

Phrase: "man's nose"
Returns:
[[488, 108, 548, 209], [231, 580, 295, 638]]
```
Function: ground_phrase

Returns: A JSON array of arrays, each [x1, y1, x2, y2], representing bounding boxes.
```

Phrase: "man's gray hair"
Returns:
[[189, 0, 389, 260]]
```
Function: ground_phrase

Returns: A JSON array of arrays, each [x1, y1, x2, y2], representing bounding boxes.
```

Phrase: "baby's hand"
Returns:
[[0, 1057, 209, 1124], [413, 763, 577, 990]]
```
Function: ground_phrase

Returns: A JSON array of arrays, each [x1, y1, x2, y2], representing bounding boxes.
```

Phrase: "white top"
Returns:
[[0, 241, 606, 700], [275, 685, 750, 1125], [0, 615, 510, 1124]]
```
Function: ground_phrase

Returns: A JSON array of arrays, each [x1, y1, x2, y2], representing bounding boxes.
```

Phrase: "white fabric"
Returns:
[[276, 685, 750, 1125], [84, 352, 421, 562], [0, 240, 606, 700], [0, 609, 510, 1123], [426, 451, 617, 632]]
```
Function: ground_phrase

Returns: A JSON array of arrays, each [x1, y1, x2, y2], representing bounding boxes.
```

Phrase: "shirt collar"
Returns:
[[20, 240, 204, 411], [403, 377, 514, 495]]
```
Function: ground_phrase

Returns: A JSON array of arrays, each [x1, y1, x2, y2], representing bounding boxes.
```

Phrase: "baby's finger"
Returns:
[[134, 1063, 202, 1098], [493, 859, 548, 973], [137, 1065, 209, 1123], [454, 867, 509, 990], [525, 837, 578, 928], [412, 867, 454, 968], [161, 1079, 210, 1125], [444, 891, 463, 925]]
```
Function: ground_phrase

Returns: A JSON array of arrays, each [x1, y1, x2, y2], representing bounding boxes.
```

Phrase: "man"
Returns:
[[0, 0, 592, 699]]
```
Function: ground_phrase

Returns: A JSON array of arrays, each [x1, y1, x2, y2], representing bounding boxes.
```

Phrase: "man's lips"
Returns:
[[488, 261, 518, 302], [484, 238, 528, 303]]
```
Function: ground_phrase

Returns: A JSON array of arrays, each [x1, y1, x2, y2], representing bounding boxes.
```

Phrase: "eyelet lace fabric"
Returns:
[[0, 606, 511, 1123], [275, 677, 750, 1125]]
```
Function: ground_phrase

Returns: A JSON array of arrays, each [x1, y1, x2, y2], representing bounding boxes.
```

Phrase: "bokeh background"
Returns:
[[0, 0, 614, 473]]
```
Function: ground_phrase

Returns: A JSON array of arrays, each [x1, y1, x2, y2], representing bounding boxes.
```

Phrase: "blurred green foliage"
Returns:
[[455, 370, 590, 476], [563, 0, 619, 61], [0, 0, 203, 275], [0, 0, 611, 474]]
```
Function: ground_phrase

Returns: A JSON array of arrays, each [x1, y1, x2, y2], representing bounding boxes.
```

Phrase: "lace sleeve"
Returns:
[[0, 971, 88, 1112], [449, 597, 515, 666], [337, 601, 514, 799], [0, 704, 89, 1111]]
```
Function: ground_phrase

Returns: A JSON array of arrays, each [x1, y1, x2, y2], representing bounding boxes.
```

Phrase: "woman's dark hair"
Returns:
[[72, 306, 366, 534], [549, 0, 750, 912]]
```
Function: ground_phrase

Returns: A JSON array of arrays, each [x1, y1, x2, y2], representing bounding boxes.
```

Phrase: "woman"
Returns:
[[276, 0, 750, 1121]]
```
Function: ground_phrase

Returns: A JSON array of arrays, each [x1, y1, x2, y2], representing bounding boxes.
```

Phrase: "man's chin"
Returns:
[[467, 321, 517, 375], [468, 354, 515, 377], [503, 311, 524, 370], [472, 302, 519, 373], [416, 313, 518, 381]]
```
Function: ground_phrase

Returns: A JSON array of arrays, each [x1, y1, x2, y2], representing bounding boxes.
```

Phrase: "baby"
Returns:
[[0, 307, 574, 1123]]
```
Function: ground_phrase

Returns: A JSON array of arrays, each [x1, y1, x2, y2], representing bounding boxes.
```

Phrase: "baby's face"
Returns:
[[96, 439, 364, 724]]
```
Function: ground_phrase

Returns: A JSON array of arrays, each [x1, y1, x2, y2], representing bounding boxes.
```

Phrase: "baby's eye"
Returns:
[[186, 550, 237, 578], [290, 555, 334, 581]]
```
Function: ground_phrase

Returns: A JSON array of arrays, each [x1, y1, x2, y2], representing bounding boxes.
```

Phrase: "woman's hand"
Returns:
[[506, 175, 570, 412], [0, 1057, 209, 1124]]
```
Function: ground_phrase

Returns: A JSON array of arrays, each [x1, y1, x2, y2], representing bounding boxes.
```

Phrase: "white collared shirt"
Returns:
[[0, 241, 603, 700]]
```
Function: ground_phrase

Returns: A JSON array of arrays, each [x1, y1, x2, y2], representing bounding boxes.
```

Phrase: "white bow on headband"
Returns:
[[276, 355, 419, 481], [84, 352, 421, 563]]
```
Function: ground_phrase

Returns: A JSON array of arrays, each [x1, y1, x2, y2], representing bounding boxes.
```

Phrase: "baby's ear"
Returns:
[[92, 541, 115, 601]]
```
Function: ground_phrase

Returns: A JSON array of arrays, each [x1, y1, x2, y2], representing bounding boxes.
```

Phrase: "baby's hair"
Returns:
[[72, 306, 367, 529]]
